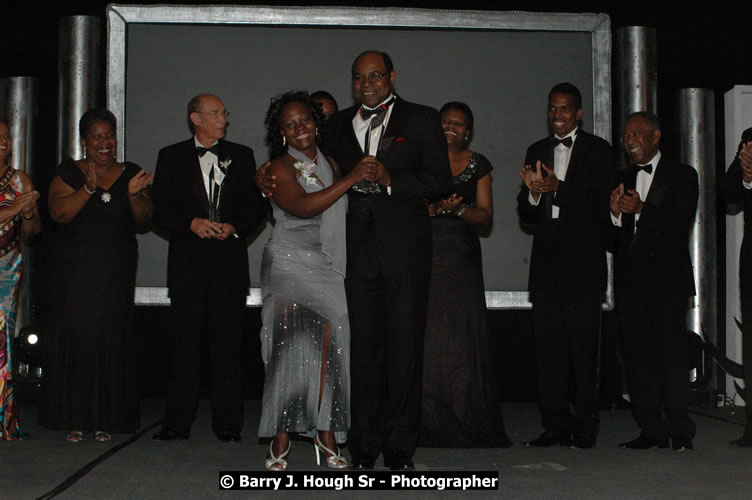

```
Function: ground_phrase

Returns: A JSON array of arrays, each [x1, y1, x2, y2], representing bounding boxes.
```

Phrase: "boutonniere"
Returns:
[[218, 155, 232, 175], [293, 160, 323, 187]]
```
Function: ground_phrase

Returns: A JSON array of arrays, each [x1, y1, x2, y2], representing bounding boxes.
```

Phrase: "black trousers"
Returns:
[[619, 296, 695, 441], [531, 295, 601, 436], [162, 276, 247, 437], [345, 212, 431, 465], [741, 295, 752, 428]]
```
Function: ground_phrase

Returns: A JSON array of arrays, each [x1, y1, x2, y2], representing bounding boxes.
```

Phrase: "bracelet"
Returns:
[[23, 213, 34, 220], [83, 184, 95, 195], [129, 191, 142, 200], [456, 206, 466, 217]]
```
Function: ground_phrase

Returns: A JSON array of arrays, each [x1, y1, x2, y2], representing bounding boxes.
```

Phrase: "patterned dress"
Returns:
[[0, 166, 27, 440]]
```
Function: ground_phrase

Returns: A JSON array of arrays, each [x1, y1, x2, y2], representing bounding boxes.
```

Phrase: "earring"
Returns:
[[316, 127, 319, 136], [282, 136, 286, 146]]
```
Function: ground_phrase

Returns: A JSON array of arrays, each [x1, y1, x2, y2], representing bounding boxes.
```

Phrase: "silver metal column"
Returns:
[[614, 27, 657, 166], [0, 76, 39, 335], [57, 16, 101, 163], [676, 88, 716, 382]]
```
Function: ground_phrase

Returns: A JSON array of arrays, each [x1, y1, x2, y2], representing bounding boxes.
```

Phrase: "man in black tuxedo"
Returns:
[[517, 82, 615, 449], [611, 111, 698, 451], [721, 126, 752, 446], [324, 50, 450, 469], [151, 93, 265, 442]]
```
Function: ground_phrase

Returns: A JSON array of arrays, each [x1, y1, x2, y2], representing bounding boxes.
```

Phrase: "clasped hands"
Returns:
[[191, 218, 236, 240], [429, 194, 464, 216], [520, 160, 559, 201], [740, 141, 752, 183], [12, 186, 40, 218], [254, 155, 390, 199], [609, 183, 642, 217]]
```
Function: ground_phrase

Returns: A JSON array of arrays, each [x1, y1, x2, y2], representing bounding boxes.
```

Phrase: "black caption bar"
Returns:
[[218, 471, 499, 491]]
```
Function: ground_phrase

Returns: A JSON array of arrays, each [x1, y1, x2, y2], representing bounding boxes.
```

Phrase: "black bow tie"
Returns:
[[632, 163, 653, 174], [196, 144, 221, 157], [550, 136, 573, 148], [360, 96, 396, 119]]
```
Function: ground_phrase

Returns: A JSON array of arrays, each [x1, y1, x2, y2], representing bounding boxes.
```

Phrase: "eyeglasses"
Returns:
[[352, 71, 388, 84], [620, 129, 653, 143], [199, 109, 230, 118]]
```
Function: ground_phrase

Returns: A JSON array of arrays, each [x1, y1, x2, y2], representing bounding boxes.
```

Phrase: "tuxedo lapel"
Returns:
[[564, 133, 586, 182], [185, 140, 211, 214], [378, 99, 407, 160], [643, 158, 669, 208]]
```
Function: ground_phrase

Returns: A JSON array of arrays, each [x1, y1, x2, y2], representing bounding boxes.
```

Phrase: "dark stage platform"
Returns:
[[4, 398, 752, 499]]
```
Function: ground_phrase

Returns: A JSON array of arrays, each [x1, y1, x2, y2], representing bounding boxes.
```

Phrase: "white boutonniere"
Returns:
[[294, 160, 323, 187], [219, 158, 232, 174]]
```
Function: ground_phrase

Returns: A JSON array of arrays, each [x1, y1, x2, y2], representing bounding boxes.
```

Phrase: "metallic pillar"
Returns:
[[677, 88, 716, 384], [0, 76, 39, 335], [614, 27, 657, 167], [57, 16, 101, 163]]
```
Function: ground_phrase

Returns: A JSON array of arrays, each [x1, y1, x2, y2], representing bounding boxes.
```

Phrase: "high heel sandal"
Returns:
[[264, 440, 291, 471], [313, 436, 349, 469], [95, 431, 112, 442], [66, 431, 84, 442]]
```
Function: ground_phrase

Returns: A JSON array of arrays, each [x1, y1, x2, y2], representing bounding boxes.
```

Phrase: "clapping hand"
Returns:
[[128, 169, 153, 198], [740, 142, 752, 183]]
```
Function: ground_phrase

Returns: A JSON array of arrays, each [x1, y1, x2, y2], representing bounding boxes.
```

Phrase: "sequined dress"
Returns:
[[421, 152, 510, 447], [0, 167, 26, 440], [38, 159, 140, 433], [258, 148, 350, 442]]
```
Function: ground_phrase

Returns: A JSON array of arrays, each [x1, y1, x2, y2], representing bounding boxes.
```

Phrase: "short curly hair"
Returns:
[[79, 108, 117, 140], [264, 90, 323, 160]]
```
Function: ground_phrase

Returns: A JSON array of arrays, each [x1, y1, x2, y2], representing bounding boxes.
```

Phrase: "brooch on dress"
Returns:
[[101, 192, 112, 203]]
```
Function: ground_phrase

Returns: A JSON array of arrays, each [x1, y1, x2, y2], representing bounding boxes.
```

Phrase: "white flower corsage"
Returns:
[[294, 160, 322, 187]]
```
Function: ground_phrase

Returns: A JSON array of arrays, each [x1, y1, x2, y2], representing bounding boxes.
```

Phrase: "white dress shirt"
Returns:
[[611, 150, 661, 228], [528, 127, 578, 219], [194, 136, 225, 203]]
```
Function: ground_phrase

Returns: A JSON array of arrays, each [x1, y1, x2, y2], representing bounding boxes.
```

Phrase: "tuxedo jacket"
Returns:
[[325, 98, 451, 265], [517, 130, 615, 302], [722, 127, 752, 296], [151, 138, 266, 292], [613, 157, 698, 301]]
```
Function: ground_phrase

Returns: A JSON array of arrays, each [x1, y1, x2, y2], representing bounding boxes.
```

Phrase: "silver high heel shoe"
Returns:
[[313, 436, 349, 469], [264, 440, 291, 471]]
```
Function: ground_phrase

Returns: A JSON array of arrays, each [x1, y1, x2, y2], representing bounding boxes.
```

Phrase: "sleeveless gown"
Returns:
[[38, 159, 140, 433], [258, 148, 350, 442], [421, 152, 511, 447]]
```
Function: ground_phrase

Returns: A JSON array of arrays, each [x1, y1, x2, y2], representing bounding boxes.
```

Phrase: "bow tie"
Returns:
[[550, 136, 573, 148], [359, 96, 396, 119], [196, 144, 221, 157], [632, 163, 653, 174]]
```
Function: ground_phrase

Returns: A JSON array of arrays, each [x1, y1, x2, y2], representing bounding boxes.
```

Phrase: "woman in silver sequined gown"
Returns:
[[258, 91, 376, 470]]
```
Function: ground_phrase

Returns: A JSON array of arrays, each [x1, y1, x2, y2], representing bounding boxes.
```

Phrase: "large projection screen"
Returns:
[[106, 5, 612, 308]]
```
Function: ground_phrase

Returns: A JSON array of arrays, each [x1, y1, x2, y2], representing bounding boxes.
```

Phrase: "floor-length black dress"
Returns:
[[420, 152, 511, 447], [39, 159, 140, 433]]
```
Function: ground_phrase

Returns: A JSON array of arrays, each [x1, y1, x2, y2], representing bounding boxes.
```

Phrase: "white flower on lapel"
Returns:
[[219, 158, 232, 173]]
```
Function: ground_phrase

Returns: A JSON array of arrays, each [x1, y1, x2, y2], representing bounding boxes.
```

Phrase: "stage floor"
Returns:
[[4, 398, 752, 498]]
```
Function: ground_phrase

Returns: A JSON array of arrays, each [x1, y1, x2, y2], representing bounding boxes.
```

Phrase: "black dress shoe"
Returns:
[[571, 433, 596, 449], [730, 434, 752, 447], [350, 460, 375, 470], [152, 429, 189, 441], [388, 462, 415, 471], [524, 430, 571, 447], [216, 431, 241, 442], [671, 436, 694, 451], [618, 434, 669, 449]]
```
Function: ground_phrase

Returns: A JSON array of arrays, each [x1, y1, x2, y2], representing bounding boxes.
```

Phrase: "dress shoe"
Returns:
[[571, 433, 596, 449], [618, 434, 669, 449], [349, 460, 375, 470], [671, 436, 694, 451], [729, 433, 752, 447], [388, 462, 415, 471], [152, 429, 189, 441], [216, 430, 241, 442], [524, 430, 571, 447]]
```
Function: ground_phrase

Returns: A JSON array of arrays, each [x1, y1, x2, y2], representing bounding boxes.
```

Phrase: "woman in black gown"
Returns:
[[421, 102, 511, 447], [39, 109, 153, 442]]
